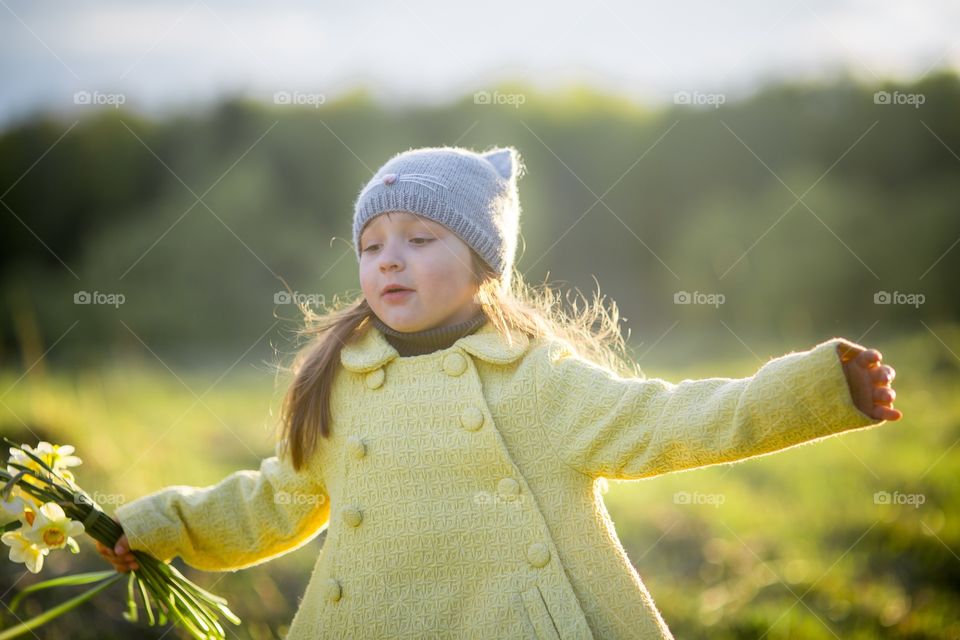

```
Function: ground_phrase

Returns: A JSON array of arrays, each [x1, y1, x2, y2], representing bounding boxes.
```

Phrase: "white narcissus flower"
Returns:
[[1, 530, 48, 573], [7, 446, 33, 467], [8, 441, 83, 471], [31, 442, 83, 469], [8, 446, 47, 495], [0, 491, 31, 527], [22, 502, 84, 552], [8, 441, 84, 491]]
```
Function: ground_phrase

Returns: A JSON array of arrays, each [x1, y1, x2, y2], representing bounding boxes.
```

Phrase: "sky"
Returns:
[[1, 0, 959, 127]]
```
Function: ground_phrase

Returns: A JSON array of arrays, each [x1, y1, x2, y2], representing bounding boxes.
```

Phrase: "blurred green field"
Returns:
[[0, 327, 957, 639]]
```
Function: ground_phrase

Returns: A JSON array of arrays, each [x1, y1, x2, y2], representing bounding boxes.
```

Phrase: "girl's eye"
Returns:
[[362, 238, 433, 252]]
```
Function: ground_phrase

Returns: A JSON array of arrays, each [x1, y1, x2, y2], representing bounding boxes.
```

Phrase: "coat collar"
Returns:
[[340, 318, 531, 373]]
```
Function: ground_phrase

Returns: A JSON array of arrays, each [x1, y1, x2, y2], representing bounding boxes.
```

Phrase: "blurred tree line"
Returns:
[[1, 71, 957, 370]]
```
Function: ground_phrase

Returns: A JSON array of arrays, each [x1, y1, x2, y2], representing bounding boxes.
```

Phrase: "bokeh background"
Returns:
[[1, 1, 958, 638]]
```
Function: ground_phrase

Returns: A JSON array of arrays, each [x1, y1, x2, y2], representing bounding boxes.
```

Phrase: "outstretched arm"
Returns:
[[533, 337, 898, 481], [114, 442, 330, 572]]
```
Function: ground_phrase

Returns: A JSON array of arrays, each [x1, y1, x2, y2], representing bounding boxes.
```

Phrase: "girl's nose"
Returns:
[[379, 256, 401, 271], [378, 245, 404, 270]]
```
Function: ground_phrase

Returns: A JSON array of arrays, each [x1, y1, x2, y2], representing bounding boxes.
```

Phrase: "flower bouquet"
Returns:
[[0, 438, 240, 639]]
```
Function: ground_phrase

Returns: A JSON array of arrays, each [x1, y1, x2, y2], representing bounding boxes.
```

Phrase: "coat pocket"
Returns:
[[517, 585, 561, 640]]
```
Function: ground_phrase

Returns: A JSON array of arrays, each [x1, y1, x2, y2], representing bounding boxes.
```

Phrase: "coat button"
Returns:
[[347, 435, 367, 459], [442, 352, 467, 377], [365, 368, 385, 389], [383, 173, 397, 185], [324, 578, 342, 602], [497, 477, 520, 497], [459, 406, 484, 431], [527, 543, 551, 568], [342, 506, 363, 527]]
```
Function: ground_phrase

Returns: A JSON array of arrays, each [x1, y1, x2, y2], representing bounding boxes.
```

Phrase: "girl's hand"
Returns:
[[836, 339, 902, 422], [95, 531, 139, 573]]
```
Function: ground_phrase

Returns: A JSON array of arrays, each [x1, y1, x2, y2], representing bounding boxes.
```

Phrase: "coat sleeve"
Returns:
[[115, 442, 331, 572], [532, 337, 887, 480]]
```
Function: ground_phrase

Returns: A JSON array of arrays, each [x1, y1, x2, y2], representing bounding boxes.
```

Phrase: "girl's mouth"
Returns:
[[383, 290, 414, 302]]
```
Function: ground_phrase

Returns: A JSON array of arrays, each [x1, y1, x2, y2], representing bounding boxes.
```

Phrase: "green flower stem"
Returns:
[[9, 570, 116, 612], [135, 559, 213, 639], [133, 571, 157, 625], [0, 573, 124, 640]]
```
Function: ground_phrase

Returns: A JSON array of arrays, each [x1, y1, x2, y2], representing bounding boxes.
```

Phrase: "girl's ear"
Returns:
[[482, 147, 517, 181]]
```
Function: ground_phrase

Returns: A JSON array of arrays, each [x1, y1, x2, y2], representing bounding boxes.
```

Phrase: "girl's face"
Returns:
[[359, 211, 481, 332]]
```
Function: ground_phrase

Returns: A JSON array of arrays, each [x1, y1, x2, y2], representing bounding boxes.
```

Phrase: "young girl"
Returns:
[[98, 145, 901, 639]]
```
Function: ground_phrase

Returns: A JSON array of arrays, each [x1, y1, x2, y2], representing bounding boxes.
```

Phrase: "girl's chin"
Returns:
[[377, 311, 429, 332]]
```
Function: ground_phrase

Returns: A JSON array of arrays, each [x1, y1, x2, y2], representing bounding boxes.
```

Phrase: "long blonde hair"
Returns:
[[276, 250, 643, 471]]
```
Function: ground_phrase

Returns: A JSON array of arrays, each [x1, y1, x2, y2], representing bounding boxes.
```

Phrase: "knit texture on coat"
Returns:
[[116, 321, 886, 639]]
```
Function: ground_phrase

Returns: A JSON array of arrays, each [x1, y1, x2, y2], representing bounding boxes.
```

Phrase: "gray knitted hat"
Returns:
[[352, 145, 523, 290]]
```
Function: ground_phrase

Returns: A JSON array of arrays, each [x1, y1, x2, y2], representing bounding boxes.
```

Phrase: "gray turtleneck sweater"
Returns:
[[371, 310, 488, 357]]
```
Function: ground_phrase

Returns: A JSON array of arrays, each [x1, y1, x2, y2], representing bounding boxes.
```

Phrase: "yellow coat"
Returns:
[[116, 320, 885, 639]]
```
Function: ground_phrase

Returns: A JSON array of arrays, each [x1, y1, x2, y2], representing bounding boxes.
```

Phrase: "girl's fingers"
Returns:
[[95, 540, 138, 571], [874, 387, 896, 404], [877, 405, 903, 421], [97, 542, 125, 559], [871, 364, 895, 384], [869, 395, 902, 420], [837, 341, 865, 363]]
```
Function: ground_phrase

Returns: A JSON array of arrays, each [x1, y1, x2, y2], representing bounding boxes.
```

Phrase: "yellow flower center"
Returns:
[[42, 528, 65, 547], [24, 510, 35, 526]]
